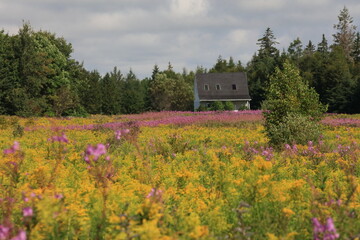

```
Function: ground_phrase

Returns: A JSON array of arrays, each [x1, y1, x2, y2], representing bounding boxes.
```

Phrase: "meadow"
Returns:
[[1, 111, 360, 240]]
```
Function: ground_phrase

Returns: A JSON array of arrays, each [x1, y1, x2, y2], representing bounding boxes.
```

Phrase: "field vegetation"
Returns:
[[1, 111, 360, 239]]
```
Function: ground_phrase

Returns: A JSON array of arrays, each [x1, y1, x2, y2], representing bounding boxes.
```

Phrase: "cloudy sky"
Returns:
[[1, 0, 360, 78]]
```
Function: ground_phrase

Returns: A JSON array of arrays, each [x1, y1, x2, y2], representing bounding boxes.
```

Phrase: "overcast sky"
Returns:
[[1, 0, 360, 79]]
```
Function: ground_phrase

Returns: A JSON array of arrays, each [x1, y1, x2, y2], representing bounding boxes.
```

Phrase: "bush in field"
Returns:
[[265, 113, 323, 146], [196, 104, 209, 111], [224, 101, 235, 111], [262, 60, 327, 147], [211, 101, 225, 111]]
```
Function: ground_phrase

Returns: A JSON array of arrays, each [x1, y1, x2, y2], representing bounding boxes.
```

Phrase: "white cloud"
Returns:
[[227, 29, 258, 46], [170, 0, 209, 17], [237, 0, 286, 11]]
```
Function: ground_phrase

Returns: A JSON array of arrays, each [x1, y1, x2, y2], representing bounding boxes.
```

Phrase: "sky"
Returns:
[[1, 0, 360, 79]]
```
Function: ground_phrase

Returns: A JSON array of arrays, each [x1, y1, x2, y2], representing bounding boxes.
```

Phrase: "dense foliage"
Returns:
[[1, 7, 360, 116], [1, 112, 360, 239], [262, 60, 327, 147]]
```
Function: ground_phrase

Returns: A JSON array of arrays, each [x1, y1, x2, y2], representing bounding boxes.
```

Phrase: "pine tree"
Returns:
[[151, 64, 160, 80], [0, 31, 19, 114], [82, 70, 102, 114], [317, 34, 329, 54], [257, 27, 279, 58], [100, 67, 123, 115], [122, 70, 145, 114], [209, 55, 228, 73], [323, 46, 356, 113], [287, 37, 303, 63], [247, 28, 280, 109], [333, 6, 357, 61], [352, 32, 360, 63], [304, 40, 315, 55]]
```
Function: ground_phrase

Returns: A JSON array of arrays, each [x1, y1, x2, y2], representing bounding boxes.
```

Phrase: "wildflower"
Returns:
[[146, 188, 163, 202], [84, 144, 107, 163], [11, 230, 26, 240], [3, 141, 20, 154], [312, 217, 339, 240], [115, 130, 122, 140], [54, 193, 63, 199], [23, 207, 33, 217], [115, 129, 130, 140], [282, 208, 295, 217], [0, 225, 10, 239], [47, 133, 69, 143]]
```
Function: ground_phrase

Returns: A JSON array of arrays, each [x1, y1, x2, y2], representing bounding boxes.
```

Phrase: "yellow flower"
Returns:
[[282, 208, 295, 217], [189, 225, 209, 239]]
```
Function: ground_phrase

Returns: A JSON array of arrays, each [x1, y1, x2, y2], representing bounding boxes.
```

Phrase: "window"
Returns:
[[204, 84, 209, 91], [216, 84, 221, 90], [232, 84, 237, 90]]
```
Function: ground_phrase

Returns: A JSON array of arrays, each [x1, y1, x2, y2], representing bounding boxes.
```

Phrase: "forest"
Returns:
[[0, 6, 359, 116]]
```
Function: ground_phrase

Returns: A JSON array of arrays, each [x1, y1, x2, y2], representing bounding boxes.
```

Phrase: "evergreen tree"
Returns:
[[287, 37, 303, 63], [352, 32, 360, 63], [82, 70, 102, 114], [304, 40, 315, 55], [317, 34, 329, 54], [209, 56, 245, 73], [0, 30, 19, 114], [101, 67, 123, 115], [149, 73, 174, 111], [247, 27, 280, 109], [122, 70, 145, 114], [149, 69, 193, 111], [209, 55, 228, 73], [151, 64, 160, 80], [141, 77, 152, 111], [257, 27, 279, 58], [333, 6, 357, 61], [323, 46, 356, 113], [11, 23, 75, 116]]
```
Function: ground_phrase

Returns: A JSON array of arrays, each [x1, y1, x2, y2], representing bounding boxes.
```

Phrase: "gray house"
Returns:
[[194, 72, 251, 110]]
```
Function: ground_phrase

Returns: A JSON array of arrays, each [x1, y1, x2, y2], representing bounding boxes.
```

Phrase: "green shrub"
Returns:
[[196, 104, 209, 112], [262, 60, 327, 148], [211, 101, 225, 111], [265, 113, 323, 146], [224, 101, 235, 111]]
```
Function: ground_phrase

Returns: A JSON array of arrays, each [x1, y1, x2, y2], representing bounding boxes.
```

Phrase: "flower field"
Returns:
[[1, 111, 360, 239]]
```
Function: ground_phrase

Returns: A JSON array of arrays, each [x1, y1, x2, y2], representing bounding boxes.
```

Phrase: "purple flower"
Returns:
[[312, 217, 339, 240], [312, 218, 324, 238], [54, 193, 63, 199], [146, 188, 163, 202], [3, 141, 20, 154], [115, 130, 122, 140], [11, 230, 26, 240], [115, 129, 130, 140], [48, 133, 69, 143], [0, 225, 10, 239], [22, 207, 33, 217], [84, 144, 107, 163], [325, 218, 339, 239]]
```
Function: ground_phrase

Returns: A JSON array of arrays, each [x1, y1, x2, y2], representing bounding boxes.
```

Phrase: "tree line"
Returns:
[[0, 7, 359, 116]]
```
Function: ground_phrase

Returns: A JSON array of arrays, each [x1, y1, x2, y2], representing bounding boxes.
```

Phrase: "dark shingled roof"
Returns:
[[195, 72, 251, 100]]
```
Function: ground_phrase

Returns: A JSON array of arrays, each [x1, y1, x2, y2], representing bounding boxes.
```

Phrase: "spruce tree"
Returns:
[[333, 6, 357, 61], [247, 28, 280, 109]]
